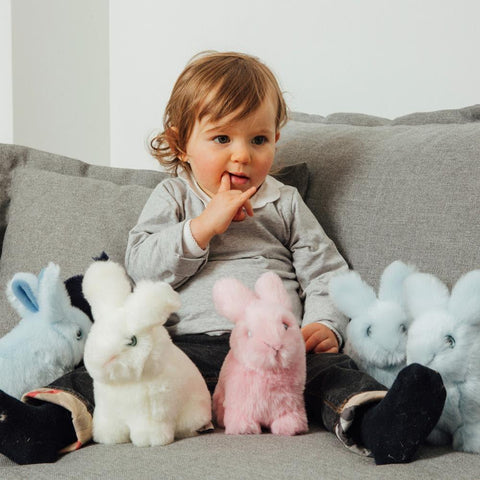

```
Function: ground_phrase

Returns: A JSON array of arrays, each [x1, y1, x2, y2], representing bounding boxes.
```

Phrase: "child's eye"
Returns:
[[252, 136, 267, 145], [213, 135, 230, 144]]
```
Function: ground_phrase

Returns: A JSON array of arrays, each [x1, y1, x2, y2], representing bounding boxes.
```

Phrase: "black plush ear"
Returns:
[[93, 251, 109, 262], [63, 252, 110, 322], [64, 274, 93, 321]]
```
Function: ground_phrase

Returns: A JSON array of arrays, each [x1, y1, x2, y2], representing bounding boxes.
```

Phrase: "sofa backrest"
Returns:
[[0, 144, 168, 255], [275, 104, 480, 289]]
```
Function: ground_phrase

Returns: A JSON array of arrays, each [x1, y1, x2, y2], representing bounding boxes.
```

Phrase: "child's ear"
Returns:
[[165, 126, 182, 158], [275, 131, 280, 143]]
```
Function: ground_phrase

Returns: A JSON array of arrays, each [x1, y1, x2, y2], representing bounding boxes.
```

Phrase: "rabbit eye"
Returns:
[[399, 324, 407, 334], [76, 329, 83, 340], [282, 322, 289, 330], [366, 326, 372, 337], [445, 335, 455, 348], [127, 335, 137, 347]]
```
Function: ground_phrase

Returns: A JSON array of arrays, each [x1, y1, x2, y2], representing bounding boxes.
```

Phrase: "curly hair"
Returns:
[[150, 51, 288, 175]]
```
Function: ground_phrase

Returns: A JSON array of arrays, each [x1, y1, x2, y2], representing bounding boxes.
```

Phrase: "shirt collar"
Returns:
[[177, 169, 282, 209]]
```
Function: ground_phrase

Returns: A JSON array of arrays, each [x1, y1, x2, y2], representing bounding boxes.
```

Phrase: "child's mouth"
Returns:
[[229, 173, 249, 186]]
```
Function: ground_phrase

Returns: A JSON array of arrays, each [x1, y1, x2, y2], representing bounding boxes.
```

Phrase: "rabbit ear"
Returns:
[[403, 272, 450, 318], [6, 272, 40, 316], [378, 260, 417, 303], [213, 277, 256, 323], [254, 272, 291, 311], [36, 263, 73, 322], [82, 261, 132, 319], [448, 270, 480, 325], [329, 271, 376, 318], [125, 281, 181, 332]]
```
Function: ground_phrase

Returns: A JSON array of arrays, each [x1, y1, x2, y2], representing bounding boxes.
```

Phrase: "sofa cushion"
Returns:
[[276, 105, 480, 289], [0, 144, 169, 258]]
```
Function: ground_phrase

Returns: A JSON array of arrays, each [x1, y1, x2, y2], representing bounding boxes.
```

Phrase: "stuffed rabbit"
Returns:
[[404, 269, 480, 453], [2, 262, 92, 399], [82, 260, 212, 447], [329, 261, 416, 388], [212, 272, 308, 436]]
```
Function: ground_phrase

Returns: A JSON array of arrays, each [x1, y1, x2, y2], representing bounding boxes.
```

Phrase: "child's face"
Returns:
[[183, 97, 280, 197]]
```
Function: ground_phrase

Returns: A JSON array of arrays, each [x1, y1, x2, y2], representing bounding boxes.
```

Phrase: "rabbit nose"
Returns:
[[264, 342, 283, 352], [104, 354, 118, 366]]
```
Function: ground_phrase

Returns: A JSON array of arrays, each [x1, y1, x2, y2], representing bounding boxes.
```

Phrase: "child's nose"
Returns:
[[231, 142, 251, 163]]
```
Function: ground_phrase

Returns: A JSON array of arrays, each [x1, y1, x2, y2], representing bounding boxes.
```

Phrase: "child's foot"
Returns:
[[0, 390, 76, 464], [358, 363, 446, 465]]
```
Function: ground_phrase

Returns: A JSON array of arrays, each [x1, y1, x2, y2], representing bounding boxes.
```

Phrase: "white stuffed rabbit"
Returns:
[[404, 269, 480, 453], [329, 261, 416, 388], [2, 263, 92, 399], [83, 260, 212, 447], [212, 272, 308, 436]]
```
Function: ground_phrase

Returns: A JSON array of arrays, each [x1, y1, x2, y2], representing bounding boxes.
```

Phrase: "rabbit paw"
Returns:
[[453, 424, 480, 453], [224, 419, 262, 435], [426, 426, 451, 446], [271, 413, 308, 436], [93, 422, 130, 445], [130, 423, 175, 447]]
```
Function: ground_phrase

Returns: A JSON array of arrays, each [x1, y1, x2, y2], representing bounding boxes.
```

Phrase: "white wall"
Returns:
[[11, 0, 110, 165], [110, 0, 480, 170], [0, 0, 13, 144], [6, 0, 479, 168]]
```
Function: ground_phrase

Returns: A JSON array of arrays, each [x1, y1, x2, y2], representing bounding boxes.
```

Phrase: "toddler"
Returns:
[[0, 51, 445, 466]]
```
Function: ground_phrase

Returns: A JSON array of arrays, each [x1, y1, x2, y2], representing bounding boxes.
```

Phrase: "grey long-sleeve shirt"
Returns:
[[125, 173, 348, 342]]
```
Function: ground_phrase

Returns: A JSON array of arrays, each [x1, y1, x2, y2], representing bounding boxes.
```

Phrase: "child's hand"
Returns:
[[302, 323, 339, 354], [190, 173, 256, 249]]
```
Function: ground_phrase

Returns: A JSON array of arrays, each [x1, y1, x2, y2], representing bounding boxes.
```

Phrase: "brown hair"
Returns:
[[150, 51, 288, 174]]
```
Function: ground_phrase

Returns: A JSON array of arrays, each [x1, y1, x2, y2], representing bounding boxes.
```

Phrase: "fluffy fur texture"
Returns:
[[2, 263, 92, 399], [83, 260, 211, 447], [212, 272, 308, 436], [329, 261, 416, 388], [405, 269, 480, 453]]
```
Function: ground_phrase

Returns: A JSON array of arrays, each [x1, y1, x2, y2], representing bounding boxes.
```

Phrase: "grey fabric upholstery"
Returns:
[[1, 105, 480, 478], [278, 105, 480, 289]]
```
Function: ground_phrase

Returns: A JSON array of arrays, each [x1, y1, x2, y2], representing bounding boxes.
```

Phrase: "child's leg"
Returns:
[[0, 365, 92, 464], [304, 353, 386, 433], [0, 391, 75, 464], [305, 353, 446, 465], [172, 333, 230, 394]]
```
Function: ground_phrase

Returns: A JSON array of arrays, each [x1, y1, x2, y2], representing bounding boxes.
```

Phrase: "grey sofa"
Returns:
[[1, 105, 480, 479]]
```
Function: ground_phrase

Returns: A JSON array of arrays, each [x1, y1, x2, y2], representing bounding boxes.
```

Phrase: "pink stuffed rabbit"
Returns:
[[212, 272, 308, 436]]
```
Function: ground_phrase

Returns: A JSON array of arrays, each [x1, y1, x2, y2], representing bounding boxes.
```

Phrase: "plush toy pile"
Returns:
[[330, 261, 480, 453]]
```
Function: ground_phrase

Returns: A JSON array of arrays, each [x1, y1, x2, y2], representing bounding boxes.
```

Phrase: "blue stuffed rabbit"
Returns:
[[329, 260, 417, 388], [405, 269, 480, 453], [1, 262, 92, 399]]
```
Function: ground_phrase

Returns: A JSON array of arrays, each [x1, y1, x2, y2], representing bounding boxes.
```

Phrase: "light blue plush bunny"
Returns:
[[329, 261, 417, 388], [405, 269, 480, 453], [1, 262, 92, 399]]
